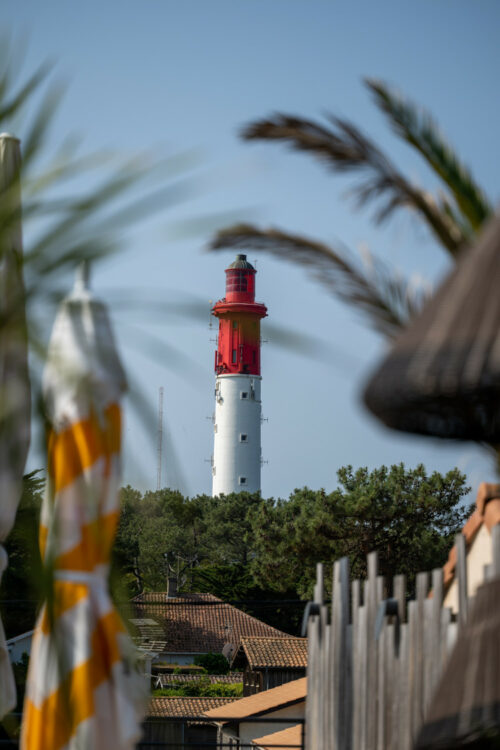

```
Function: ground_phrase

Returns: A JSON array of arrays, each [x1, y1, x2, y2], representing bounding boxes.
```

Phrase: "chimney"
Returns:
[[167, 575, 178, 598]]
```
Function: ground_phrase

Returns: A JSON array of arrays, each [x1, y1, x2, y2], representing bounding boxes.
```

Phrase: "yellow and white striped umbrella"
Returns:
[[21, 268, 147, 750]]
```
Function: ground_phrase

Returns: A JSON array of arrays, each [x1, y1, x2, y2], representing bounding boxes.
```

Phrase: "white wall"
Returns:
[[159, 652, 206, 665], [7, 630, 34, 663], [220, 701, 305, 748], [212, 374, 262, 495], [444, 524, 493, 613]]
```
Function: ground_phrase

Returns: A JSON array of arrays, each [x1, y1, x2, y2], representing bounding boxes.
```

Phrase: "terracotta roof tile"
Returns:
[[204, 677, 307, 721], [252, 723, 303, 749], [148, 696, 235, 719], [233, 637, 308, 669], [132, 593, 290, 654], [443, 482, 500, 590], [134, 592, 220, 604]]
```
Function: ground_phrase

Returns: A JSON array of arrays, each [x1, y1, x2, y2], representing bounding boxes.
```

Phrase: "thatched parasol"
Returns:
[[363, 213, 500, 441], [415, 576, 500, 749]]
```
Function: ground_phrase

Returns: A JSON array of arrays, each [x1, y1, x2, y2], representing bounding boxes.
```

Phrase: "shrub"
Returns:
[[193, 652, 230, 675], [153, 679, 243, 698]]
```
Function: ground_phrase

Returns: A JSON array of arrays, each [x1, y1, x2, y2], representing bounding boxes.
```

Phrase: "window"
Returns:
[[212, 466, 216, 476], [239, 476, 247, 485], [252, 351, 256, 364], [226, 270, 248, 293], [232, 320, 238, 329], [232, 349, 237, 364], [214, 424, 218, 433], [239, 433, 248, 442], [240, 391, 248, 399]]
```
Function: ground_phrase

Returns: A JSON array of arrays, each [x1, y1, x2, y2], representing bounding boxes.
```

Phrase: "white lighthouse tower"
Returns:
[[211, 255, 267, 495]]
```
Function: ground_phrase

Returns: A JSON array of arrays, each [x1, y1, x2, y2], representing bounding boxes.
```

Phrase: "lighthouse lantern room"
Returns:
[[211, 255, 267, 495]]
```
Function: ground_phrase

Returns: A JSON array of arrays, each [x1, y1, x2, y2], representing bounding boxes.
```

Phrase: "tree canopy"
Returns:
[[249, 464, 471, 597], [114, 463, 471, 608]]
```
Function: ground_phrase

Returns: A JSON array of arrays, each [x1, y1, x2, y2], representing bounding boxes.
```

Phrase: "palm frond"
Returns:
[[0, 62, 52, 125], [242, 114, 466, 256], [211, 223, 426, 339], [365, 79, 493, 231], [366, 78, 492, 233]]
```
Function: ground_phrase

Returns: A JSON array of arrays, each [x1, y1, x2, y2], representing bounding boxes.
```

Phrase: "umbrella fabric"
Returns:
[[363, 213, 500, 441], [0, 134, 31, 717], [21, 272, 147, 750]]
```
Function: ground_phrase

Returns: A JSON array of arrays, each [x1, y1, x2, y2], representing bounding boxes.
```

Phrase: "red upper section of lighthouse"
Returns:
[[212, 255, 267, 376]]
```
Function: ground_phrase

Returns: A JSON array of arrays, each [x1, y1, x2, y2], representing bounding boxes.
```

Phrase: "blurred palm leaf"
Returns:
[[212, 224, 424, 339], [241, 111, 466, 256], [0, 47, 212, 518], [0, 54, 201, 370], [212, 80, 493, 340], [366, 78, 492, 234]]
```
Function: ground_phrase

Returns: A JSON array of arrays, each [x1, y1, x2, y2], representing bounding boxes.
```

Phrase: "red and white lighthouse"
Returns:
[[211, 254, 267, 495]]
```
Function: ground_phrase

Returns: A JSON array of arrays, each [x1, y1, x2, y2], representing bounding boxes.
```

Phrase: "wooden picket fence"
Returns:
[[305, 526, 500, 750]]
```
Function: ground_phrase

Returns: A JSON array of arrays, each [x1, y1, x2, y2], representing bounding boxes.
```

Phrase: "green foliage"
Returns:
[[112, 466, 471, 626], [113, 489, 261, 593], [0, 471, 44, 637], [113, 487, 302, 632], [153, 677, 243, 698], [194, 652, 230, 675], [366, 78, 491, 235], [250, 464, 471, 598]]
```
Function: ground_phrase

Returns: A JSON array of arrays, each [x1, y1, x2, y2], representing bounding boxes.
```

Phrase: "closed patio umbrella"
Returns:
[[21, 267, 147, 750]]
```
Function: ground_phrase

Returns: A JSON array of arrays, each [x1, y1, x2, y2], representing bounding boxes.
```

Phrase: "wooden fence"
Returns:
[[305, 526, 500, 750]]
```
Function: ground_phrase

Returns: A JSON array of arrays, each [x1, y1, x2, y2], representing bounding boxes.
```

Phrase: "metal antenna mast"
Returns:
[[156, 386, 164, 491]]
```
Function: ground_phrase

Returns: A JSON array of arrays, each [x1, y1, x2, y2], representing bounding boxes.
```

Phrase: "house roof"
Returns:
[[204, 677, 307, 721], [232, 636, 308, 669], [129, 617, 168, 652], [148, 696, 235, 719], [252, 723, 303, 750], [131, 592, 290, 654], [443, 482, 500, 590]]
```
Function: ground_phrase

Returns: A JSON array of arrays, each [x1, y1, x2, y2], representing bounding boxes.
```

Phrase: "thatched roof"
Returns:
[[364, 214, 500, 441]]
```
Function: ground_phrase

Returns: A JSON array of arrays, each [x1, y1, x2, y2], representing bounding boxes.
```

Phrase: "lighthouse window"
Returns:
[[232, 349, 237, 363], [232, 320, 238, 329], [240, 391, 248, 399], [239, 433, 248, 442], [226, 270, 248, 292], [239, 476, 247, 485]]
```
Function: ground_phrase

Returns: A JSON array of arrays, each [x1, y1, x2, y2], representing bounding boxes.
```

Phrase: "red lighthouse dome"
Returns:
[[212, 255, 267, 376]]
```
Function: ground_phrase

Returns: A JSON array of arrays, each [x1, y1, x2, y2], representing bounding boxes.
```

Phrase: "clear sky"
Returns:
[[4, 1, 500, 498]]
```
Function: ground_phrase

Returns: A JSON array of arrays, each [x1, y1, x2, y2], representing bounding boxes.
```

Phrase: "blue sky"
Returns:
[[5, 1, 500, 497]]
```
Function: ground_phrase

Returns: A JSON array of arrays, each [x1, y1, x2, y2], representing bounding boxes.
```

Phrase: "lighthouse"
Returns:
[[211, 255, 267, 496]]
